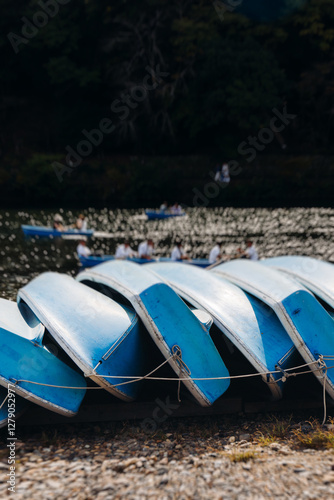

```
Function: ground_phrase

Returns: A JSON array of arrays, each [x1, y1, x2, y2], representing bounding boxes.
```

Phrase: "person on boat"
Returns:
[[214, 164, 221, 182], [171, 241, 189, 261], [221, 162, 230, 184], [53, 214, 64, 231], [241, 240, 258, 260], [171, 202, 182, 215], [75, 214, 87, 231], [138, 238, 155, 259], [76, 239, 91, 258], [115, 240, 136, 259], [160, 202, 168, 213], [209, 242, 223, 264]]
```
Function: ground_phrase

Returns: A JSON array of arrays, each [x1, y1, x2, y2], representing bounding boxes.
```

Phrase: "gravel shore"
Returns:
[[1, 413, 334, 499]]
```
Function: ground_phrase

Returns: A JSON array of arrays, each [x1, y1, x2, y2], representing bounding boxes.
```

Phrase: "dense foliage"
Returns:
[[1, 0, 334, 155], [0, 0, 333, 206]]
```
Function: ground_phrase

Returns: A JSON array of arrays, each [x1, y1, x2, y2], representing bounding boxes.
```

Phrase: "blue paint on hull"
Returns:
[[79, 255, 155, 267], [145, 210, 186, 220], [19, 273, 148, 401], [147, 262, 296, 399], [282, 290, 334, 384], [79, 255, 210, 269], [22, 225, 94, 238], [213, 260, 334, 398], [77, 261, 230, 406], [140, 282, 230, 404], [0, 298, 86, 416]]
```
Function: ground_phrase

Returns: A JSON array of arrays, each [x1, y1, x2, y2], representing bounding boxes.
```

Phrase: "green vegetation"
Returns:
[[1, 1, 334, 206], [0, 153, 333, 207]]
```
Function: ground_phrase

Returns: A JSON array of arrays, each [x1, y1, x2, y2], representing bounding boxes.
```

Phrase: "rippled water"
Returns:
[[1, 207, 334, 301]]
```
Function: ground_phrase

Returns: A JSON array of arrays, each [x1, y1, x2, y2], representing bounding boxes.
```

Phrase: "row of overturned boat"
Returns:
[[1, 256, 334, 428]]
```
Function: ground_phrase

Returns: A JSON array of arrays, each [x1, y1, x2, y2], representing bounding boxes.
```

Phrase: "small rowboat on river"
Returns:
[[21, 224, 94, 238], [78, 255, 210, 268], [145, 210, 186, 220]]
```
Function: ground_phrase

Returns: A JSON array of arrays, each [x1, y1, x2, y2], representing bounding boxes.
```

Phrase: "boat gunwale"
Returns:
[[77, 268, 213, 407], [147, 266, 283, 400], [18, 288, 133, 402]]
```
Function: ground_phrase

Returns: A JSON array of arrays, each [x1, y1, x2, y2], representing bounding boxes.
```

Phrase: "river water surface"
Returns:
[[1, 206, 333, 301]]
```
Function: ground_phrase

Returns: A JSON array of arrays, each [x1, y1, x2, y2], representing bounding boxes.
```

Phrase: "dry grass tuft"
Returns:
[[256, 415, 292, 446], [293, 419, 334, 450], [230, 451, 257, 463]]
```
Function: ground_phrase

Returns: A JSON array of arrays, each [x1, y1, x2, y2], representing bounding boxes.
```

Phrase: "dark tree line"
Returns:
[[0, 0, 334, 207], [1, 0, 333, 158]]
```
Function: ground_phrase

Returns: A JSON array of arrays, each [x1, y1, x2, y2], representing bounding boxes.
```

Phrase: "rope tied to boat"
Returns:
[[85, 347, 191, 391], [274, 365, 292, 383], [171, 345, 191, 403], [8, 356, 334, 423], [11, 359, 331, 387], [0, 380, 18, 412], [0, 393, 9, 411], [316, 355, 329, 425]]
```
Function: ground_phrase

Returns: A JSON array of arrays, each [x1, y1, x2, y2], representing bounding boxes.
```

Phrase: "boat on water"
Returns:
[[147, 262, 297, 400], [0, 298, 86, 416], [18, 272, 149, 402], [145, 210, 186, 221], [262, 256, 334, 313], [77, 260, 230, 407], [212, 260, 334, 399], [79, 255, 155, 268], [21, 224, 94, 238], [78, 255, 210, 268]]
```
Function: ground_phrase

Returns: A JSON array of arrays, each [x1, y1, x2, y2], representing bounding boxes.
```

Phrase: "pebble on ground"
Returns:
[[1, 413, 334, 499]]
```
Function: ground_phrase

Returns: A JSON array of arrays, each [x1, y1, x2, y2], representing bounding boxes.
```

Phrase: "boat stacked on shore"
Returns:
[[1, 256, 334, 428]]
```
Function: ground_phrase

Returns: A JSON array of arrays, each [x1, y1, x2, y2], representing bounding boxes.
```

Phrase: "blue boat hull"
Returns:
[[145, 210, 186, 220], [77, 260, 230, 407], [22, 224, 94, 238], [213, 260, 334, 399], [147, 263, 297, 400], [0, 298, 86, 416], [79, 255, 155, 268], [19, 273, 149, 402], [79, 255, 210, 269]]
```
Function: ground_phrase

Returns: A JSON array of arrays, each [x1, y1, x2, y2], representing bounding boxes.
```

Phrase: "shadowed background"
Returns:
[[0, 0, 333, 206]]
